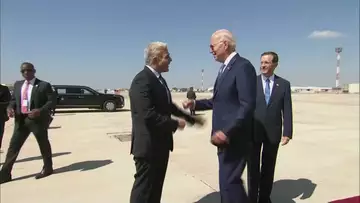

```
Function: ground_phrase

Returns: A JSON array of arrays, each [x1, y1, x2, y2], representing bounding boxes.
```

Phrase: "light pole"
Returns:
[[335, 47, 342, 88], [201, 69, 204, 91]]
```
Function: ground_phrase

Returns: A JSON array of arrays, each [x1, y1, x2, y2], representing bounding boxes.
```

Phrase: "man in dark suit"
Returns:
[[51, 85, 57, 116], [0, 84, 11, 152], [129, 42, 203, 203], [247, 52, 293, 203], [0, 62, 56, 184], [183, 29, 257, 203], [186, 87, 196, 115]]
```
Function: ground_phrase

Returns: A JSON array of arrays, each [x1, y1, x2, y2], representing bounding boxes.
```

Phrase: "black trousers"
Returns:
[[247, 141, 279, 203], [0, 121, 4, 148], [0, 117, 53, 175], [130, 150, 169, 203]]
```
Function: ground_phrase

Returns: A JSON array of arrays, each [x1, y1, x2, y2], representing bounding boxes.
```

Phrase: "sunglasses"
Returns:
[[210, 41, 224, 50], [21, 68, 34, 73]]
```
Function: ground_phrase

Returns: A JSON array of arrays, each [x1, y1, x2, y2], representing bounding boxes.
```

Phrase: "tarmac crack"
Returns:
[[184, 173, 217, 192]]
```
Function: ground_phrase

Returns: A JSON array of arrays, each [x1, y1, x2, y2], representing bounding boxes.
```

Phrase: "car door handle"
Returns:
[[78, 96, 84, 99]]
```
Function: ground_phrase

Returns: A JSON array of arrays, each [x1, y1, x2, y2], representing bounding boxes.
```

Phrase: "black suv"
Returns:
[[52, 85, 125, 112]]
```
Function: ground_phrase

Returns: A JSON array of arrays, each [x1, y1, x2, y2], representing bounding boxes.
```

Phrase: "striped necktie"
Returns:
[[265, 78, 271, 105], [218, 64, 226, 76]]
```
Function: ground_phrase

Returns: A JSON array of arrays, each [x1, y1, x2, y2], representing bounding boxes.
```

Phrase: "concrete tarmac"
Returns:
[[0, 93, 359, 203]]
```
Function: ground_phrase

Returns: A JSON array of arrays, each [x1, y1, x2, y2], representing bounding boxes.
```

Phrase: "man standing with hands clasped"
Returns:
[[129, 42, 203, 203], [247, 51, 293, 203], [183, 29, 257, 203], [0, 62, 56, 184]]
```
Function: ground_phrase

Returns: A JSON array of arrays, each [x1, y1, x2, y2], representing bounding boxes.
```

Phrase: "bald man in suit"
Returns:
[[0, 62, 56, 184]]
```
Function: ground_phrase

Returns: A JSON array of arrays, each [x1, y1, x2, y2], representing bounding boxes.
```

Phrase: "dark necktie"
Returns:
[[214, 64, 226, 90], [159, 75, 171, 103], [265, 78, 271, 105]]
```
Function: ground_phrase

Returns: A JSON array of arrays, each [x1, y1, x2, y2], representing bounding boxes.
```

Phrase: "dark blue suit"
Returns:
[[195, 53, 257, 203], [248, 75, 293, 203]]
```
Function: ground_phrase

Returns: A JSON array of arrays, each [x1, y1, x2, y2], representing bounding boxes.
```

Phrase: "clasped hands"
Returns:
[[182, 99, 226, 146], [176, 99, 195, 130], [175, 111, 205, 131]]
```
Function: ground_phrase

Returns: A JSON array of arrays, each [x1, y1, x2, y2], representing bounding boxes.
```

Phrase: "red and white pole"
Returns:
[[335, 47, 342, 88]]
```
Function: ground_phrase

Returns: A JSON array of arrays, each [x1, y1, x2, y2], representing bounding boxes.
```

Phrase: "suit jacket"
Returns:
[[0, 85, 11, 122], [186, 90, 196, 100], [253, 74, 293, 144], [129, 67, 196, 158], [9, 78, 55, 124], [195, 54, 257, 151]]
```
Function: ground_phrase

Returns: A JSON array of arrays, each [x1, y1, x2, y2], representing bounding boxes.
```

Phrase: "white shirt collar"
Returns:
[[261, 74, 275, 82], [146, 65, 160, 78], [25, 78, 36, 85], [223, 52, 237, 66]]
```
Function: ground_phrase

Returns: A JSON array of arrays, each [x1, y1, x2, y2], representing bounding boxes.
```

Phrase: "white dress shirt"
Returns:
[[146, 65, 170, 102], [220, 52, 237, 73]]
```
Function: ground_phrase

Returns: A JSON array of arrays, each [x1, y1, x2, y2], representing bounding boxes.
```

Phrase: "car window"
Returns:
[[54, 87, 95, 95], [57, 88, 67, 94], [81, 88, 94, 95], [65, 88, 82, 94]]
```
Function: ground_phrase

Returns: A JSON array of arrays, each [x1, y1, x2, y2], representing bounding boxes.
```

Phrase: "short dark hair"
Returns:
[[261, 51, 279, 63], [21, 62, 35, 69]]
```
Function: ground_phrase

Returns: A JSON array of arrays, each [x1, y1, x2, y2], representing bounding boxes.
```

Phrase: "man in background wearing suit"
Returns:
[[0, 62, 56, 184], [0, 84, 11, 153], [183, 29, 257, 203], [186, 87, 196, 115], [129, 42, 202, 203], [247, 52, 293, 203]]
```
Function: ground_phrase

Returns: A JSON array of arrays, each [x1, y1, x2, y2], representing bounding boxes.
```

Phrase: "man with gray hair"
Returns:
[[129, 41, 201, 203], [183, 29, 257, 203]]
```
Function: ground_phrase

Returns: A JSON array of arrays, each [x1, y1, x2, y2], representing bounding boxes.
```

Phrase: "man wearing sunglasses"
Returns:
[[0, 62, 56, 184], [183, 29, 257, 203]]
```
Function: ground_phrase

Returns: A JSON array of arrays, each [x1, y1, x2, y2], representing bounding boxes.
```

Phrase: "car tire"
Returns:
[[103, 100, 116, 112]]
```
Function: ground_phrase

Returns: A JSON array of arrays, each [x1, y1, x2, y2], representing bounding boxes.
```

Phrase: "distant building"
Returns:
[[348, 83, 359, 93], [291, 86, 332, 93]]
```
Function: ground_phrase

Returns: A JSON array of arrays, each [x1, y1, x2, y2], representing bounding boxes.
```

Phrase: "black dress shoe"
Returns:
[[35, 168, 53, 179], [0, 174, 12, 184]]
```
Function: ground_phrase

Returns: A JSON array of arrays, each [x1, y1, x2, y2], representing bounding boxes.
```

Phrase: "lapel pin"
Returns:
[[276, 83, 279, 86]]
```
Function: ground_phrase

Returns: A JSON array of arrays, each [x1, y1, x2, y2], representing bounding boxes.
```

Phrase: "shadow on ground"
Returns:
[[194, 191, 220, 203], [194, 178, 316, 203], [271, 178, 317, 203], [49, 126, 62, 129], [11, 159, 113, 182], [55, 109, 130, 114], [0, 152, 71, 166]]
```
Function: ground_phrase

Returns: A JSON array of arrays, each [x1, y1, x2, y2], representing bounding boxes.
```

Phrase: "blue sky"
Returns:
[[1, 0, 359, 89]]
